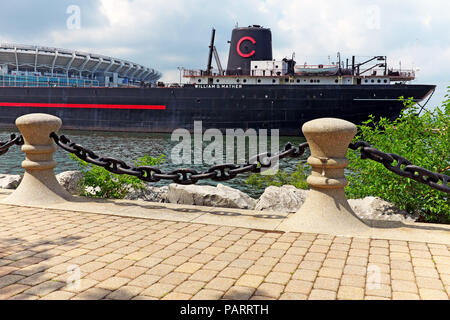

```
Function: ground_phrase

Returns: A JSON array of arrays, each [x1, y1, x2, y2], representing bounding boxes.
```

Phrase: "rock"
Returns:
[[0, 174, 22, 189], [167, 183, 256, 209], [348, 196, 418, 222], [56, 171, 83, 195], [255, 185, 308, 213], [125, 186, 168, 203]]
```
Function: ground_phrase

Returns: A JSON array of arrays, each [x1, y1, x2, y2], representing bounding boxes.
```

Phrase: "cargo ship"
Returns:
[[0, 25, 435, 136]]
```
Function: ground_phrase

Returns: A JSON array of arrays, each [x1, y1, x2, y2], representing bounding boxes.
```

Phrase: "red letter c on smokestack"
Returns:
[[237, 36, 256, 58]]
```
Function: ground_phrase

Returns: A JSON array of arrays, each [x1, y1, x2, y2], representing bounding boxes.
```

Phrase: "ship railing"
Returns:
[[183, 69, 225, 77]]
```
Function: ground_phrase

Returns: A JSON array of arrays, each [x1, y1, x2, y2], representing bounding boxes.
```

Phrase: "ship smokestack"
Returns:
[[226, 25, 272, 76]]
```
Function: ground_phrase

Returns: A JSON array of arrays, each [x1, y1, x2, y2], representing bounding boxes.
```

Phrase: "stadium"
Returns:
[[0, 43, 161, 88]]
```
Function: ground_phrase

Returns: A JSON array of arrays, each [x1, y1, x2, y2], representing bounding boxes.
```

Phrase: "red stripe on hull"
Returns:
[[0, 102, 166, 110]]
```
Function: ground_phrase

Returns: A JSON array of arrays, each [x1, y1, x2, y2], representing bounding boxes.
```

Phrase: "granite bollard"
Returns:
[[278, 118, 370, 234], [1, 113, 73, 205]]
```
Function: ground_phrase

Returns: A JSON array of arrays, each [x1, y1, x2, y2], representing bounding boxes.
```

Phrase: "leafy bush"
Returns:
[[71, 153, 166, 199], [346, 90, 449, 223], [246, 162, 310, 190]]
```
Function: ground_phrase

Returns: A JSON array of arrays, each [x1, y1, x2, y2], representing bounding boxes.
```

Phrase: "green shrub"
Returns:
[[71, 153, 166, 199], [246, 162, 310, 190], [346, 89, 449, 223]]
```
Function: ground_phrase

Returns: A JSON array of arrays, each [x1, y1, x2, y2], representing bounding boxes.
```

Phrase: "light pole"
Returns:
[[177, 67, 184, 84]]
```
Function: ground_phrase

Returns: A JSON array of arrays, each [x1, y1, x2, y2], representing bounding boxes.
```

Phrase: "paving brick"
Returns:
[[96, 277, 130, 290], [205, 277, 235, 292], [174, 280, 205, 295], [191, 289, 223, 300], [419, 288, 449, 300], [280, 292, 308, 300], [72, 287, 111, 300], [337, 286, 364, 300], [318, 267, 343, 279], [245, 265, 272, 277], [223, 286, 255, 300], [413, 266, 439, 279], [86, 268, 118, 282], [365, 284, 392, 298], [141, 283, 175, 298], [159, 272, 190, 286], [218, 267, 246, 280], [116, 266, 147, 279], [23, 281, 65, 297], [285, 279, 313, 295], [392, 292, 420, 300], [0, 284, 30, 299], [253, 282, 284, 299], [235, 275, 264, 288], [40, 291, 76, 300], [314, 277, 339, 292], [264, 272, 292, 286], [308, 289, 336, 300]]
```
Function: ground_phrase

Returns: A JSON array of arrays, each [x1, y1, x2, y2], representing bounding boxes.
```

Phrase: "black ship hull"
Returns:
[[0, 84, 435, 136]]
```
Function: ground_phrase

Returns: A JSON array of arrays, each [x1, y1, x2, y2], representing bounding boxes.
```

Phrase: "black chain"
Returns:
[[349, 141, 449, 194], [0, 134, 24, 156], [50, 132, 309, 185]]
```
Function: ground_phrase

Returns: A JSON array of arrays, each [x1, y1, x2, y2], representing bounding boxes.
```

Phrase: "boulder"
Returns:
[[0, 174, 22, 189], [56, 171, 83, 195], [255, 185, 308, 213], [167, 183, 256, 209], [348, 196, 418, 222], [125, 186, 168, 203]]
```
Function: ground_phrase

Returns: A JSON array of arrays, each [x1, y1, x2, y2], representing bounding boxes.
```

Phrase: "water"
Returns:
[[0, 128, 308, 198]]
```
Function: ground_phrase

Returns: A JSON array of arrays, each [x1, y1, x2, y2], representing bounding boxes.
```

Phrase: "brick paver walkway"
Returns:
[[0, 204, 449, 300]]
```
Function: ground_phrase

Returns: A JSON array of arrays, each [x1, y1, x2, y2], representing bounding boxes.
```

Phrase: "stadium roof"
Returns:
[[0, 43, 161, 82]]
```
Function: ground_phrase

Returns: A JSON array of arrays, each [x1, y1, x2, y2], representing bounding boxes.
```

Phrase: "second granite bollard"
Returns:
[[278, 118, 370, 234], [2, 113, 73, 205]]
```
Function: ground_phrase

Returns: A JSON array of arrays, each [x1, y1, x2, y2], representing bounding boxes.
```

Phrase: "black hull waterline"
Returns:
[[0, 84, 435, 136]]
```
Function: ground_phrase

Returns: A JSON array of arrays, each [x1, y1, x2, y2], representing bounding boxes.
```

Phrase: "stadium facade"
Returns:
[[0, 43, 161, 88]]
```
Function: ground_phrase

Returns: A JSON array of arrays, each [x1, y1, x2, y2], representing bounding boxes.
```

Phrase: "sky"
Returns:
[[1, 0, 449, 108]]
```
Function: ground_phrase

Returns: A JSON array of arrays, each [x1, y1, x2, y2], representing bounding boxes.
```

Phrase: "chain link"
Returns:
[[0, 134, 24, 156], [349, 142, 449, 194], [50, 132, 309, 185]]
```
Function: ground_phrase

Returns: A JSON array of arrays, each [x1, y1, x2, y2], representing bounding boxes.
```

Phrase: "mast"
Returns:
[[206, 28, 216, 76]]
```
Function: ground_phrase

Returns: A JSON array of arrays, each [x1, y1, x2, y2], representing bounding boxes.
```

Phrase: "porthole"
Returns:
[[275, 65, 279, 68], [371, 79, 375, 83], [236, 79, 240, 83], [297, 79, 300, 83], [254, 65, 258, 68], [197, 79, 201, 83], [365, 79, 368, 83], [310, 79, 314, 83], [384, 79, 388, 83], [272, 79, 276, 83], [257, 79, 261, 83], [335, 79, 339, 83], [216, 79, 220, 83], [243, 79, 247, 83], [285, 78, 289, 82], [317, 80, 320, 83], [377, 79, 381, 83]]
